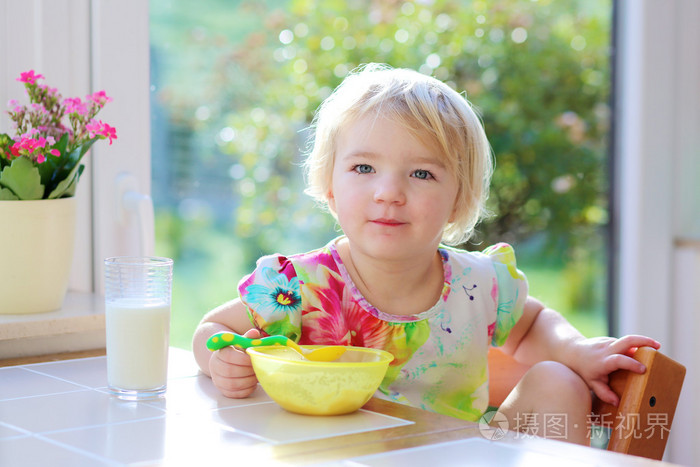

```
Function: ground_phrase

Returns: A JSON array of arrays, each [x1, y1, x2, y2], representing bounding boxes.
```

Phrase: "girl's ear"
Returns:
[[447, 196, 459, 223], [327, 188, 336, 213]]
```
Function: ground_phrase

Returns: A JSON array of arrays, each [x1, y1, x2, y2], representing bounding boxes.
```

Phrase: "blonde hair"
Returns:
[[303, 63, 493, 245]]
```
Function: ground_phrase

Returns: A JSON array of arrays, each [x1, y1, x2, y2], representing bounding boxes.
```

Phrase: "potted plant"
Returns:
[[0, 70, 117, 314]]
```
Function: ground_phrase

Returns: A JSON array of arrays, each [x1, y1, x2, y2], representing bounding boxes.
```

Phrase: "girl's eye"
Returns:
[[353, 164, 374, 174], [412, 169, 434, 180]]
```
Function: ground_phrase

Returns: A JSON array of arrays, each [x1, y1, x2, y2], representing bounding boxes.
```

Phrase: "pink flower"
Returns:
[[64, 97, 88, 116], [85, 120, 101, 135], [3, 69, 117, 199], [38, 84, 58, 96], [7, 99, 23, 113], [20, 129, 40, 138], [17, 70, 44, 85], [102, 123, 117, 144], [13, 135, 49, 153], [87, 90, 113, 107], [86, 119, 118, 144], [7, 134, 57, 164]]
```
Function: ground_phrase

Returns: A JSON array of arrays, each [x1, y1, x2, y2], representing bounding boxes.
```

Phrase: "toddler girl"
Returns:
[[193, 64, 658, 444]]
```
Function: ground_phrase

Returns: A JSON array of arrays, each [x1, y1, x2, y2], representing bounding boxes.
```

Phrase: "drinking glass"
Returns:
[[104, 256, 173, 400]]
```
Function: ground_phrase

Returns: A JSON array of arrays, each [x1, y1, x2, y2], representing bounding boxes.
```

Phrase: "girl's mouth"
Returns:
[[371, 218, 405, 226]]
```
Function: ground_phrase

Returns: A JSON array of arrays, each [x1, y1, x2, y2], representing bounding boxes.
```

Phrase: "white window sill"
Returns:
[[0, 292, 105, 359]]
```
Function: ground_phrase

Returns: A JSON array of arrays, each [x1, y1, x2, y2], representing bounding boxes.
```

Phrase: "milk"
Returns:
[[106, 299, 170, 391]]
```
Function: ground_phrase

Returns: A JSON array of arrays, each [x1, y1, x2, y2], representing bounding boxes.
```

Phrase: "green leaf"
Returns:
[[67, 138, 97, 167], [48, 139, 98, 194], [54, 132, 70, 154], [58, 164, 84, 199], [0, 157, 45, 200], [0, 187, 19, 200], [37, 133, 70, 187], [47, 163, 84, 199], [0, 134, 12, 170], [0, 133, 12, 156]]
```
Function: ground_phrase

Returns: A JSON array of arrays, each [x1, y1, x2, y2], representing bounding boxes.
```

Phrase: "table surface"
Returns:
[[0, 348, 679, 466]]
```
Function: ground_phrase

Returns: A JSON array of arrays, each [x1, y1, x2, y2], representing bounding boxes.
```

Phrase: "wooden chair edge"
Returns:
[[487, 346, 686, 460]]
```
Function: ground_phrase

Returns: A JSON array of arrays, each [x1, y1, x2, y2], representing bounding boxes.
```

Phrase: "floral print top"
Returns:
[[238, 237, 528, 421]]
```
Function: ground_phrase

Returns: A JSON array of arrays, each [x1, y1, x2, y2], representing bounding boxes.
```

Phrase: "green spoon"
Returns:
[[206, 331, 346, 362]]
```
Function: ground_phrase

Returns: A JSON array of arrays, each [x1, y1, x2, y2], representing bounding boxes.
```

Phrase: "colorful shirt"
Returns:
[[238, 237, 528, 421]]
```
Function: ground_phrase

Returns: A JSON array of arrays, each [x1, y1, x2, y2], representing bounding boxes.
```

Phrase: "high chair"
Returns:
[[487, 346, 686, 460]]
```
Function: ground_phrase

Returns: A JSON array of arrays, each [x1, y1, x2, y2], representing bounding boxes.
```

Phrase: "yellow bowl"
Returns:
[[247, 345, 394, 415]]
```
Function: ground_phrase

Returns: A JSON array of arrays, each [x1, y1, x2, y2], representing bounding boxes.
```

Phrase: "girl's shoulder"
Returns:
[[440, 242, 516, 265], [440, 242, 525, 282], [247, 238, 342, 280]]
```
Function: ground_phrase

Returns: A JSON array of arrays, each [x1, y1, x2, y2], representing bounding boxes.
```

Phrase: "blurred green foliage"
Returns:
[[150, 0, 611, 347], [158, 0, 610, 252]]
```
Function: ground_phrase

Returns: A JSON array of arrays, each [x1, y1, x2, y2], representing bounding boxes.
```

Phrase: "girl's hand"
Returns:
[[569, 335, 661, 406], [208, 328, 261, 398]]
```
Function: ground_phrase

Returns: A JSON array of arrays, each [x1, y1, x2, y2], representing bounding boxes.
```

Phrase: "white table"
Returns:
[[0, 348, 678, 466]]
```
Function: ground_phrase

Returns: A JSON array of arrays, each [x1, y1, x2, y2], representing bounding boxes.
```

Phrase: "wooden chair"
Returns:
[[487, 346, 686, 460]]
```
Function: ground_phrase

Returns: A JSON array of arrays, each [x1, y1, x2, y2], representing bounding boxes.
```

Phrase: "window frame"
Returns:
[[0, 0, 151, 294], [0, 0, 150, 357], [613, 2, 700, 464]]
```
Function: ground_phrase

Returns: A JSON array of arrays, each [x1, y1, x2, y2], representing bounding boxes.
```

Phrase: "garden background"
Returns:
[[149, 0, 611, 349]]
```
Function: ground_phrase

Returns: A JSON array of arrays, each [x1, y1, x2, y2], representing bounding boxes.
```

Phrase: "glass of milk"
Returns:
[[104, 256, 173, 400]]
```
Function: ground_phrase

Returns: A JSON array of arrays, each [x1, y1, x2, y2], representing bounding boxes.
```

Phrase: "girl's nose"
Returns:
[[373, 175, 406, 205]]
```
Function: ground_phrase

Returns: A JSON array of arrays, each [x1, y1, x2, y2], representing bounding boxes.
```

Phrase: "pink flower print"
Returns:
[[291, 260, 389, 348], [49, 149, 60, 157], [36, 154, 46, 163], [302, 281, 395, 348], [17, 70, 44, 84], [439, 260, 452, 302], [300, 270, 352, 345], [487, 320, 496, 340], [352, 306, 396, 349]]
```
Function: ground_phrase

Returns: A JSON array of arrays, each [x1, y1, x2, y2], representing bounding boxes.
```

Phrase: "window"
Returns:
[[149, 0, 612, 349]]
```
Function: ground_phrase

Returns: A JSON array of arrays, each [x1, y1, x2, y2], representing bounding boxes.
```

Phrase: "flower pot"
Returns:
[[0, 197, 76, 314]]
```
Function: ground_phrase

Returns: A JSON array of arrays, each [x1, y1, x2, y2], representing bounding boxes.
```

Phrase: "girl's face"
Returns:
[[328, 114, 459, 261]]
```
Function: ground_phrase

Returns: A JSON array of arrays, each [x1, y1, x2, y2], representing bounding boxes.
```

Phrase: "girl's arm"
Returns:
[[500, 297, 583, 365], [192, 298, 256, 378], [500, 296, 660, 405]]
